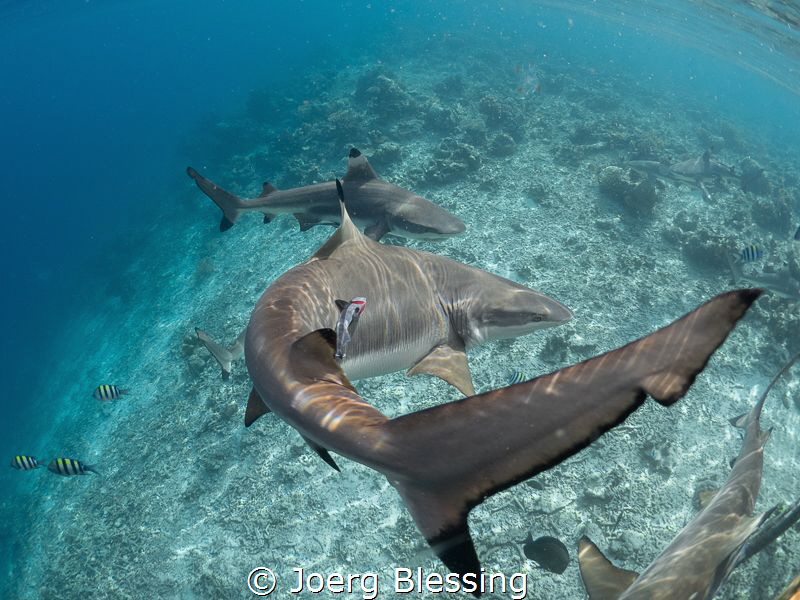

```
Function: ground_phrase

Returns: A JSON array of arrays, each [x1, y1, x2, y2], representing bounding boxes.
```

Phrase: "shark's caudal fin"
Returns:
[[186, 167, 276, 231], [577, 537, 639, 600], [195, 327, 246, 380], [383, 289, 760, 578]]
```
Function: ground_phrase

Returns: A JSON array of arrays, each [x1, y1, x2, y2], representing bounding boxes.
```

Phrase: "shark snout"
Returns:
[[395, 197, 467, 239], [466, 287, 573, 344], [540, 296, 573, 326]]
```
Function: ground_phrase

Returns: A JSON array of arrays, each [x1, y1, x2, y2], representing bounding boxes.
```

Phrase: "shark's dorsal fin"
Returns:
[[407, 343, 475, 397], [335, 299, 350, 312], [310, 179, 366, 261], [245, 387, 271, 427], [260, 182, 276, 197], [344, 147, 379, 181], [301, 435, 341, 472], [577, 537, 639, 600]]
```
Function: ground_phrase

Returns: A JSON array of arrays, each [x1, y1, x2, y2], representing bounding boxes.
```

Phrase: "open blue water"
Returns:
[[2, 1, 799, 598]]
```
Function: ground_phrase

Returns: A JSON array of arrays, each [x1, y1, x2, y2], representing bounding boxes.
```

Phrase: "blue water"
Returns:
[[2, 1, 799, 598]]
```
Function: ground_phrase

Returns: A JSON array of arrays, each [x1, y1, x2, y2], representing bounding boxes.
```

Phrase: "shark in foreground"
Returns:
[[578, 353, 800, 600], [242, 182, 760, 583], [187, 148, 466, 241]]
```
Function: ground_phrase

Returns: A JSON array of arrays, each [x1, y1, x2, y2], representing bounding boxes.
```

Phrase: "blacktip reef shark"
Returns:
[[242, 179, 760, 585], [727, 252, 800, 300], [194, 328, 246, 380], [629, 150, 735, 201], [186, 148, 466, 241], [578, 352, 800, 600]]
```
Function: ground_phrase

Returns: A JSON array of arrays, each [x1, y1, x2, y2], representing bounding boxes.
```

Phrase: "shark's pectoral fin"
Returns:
[[294, 213, 323, 232], [407, 344, 475, 397], [577, 537, 638, 600], [263, 215, 272, 224], [301, 435, 341, 472], [392, 480, 481, 595], [364, 221, 390, 241], [220, 217, 235, 232], [245, 387, 271, 427], [289, 329, 357, 392]]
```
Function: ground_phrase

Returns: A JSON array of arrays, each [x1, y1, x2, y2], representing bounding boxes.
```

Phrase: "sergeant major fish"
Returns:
[[93, 384, 129, 401], [10, 455, 42, 471], [48, 458, 99, 476]]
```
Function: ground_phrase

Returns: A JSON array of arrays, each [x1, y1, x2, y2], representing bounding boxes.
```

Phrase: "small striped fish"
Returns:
[[48, 458, 99, 476], [740, 245, 763, 262], [508, 371, 528, 385], [10, 455, 42, 471], [92, 384, 129, 401]]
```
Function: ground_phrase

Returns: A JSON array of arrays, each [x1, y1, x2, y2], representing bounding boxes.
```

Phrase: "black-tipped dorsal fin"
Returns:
[[245, 387, 271, 427], [260, 182, 276, 197], [301, 435, 341, 472], [577, 537, 638, 600], [310, 179, 365, 260], [344, 147, 379, 181], [407, 343, 475, 397]]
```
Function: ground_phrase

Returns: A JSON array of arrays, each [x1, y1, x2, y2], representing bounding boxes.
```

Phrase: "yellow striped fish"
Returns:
[[508, 371, 528, 385], [47, 458, 99, 476], [92, 384, 129, 401], [10, 455, 42, 471]]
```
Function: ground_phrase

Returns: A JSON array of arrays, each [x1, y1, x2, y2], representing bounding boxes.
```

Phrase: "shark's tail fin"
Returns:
[[382, 289, 761, 580], [186, 167, 276, 231], [379, 289, 761, 574], [195, 327, 247, 380]]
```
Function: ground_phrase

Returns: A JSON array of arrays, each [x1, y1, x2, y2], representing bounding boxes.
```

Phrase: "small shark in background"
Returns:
[[578, 353, 800, 600], [195, 328, 246, 380], [629, 150, 736, 201], [242, 179, 760, 584], [187, 148, 466, 241], [727, 253, 800, 300]]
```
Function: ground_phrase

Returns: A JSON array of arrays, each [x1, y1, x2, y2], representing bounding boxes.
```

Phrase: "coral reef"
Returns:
[[598, 166, 660, 216]]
